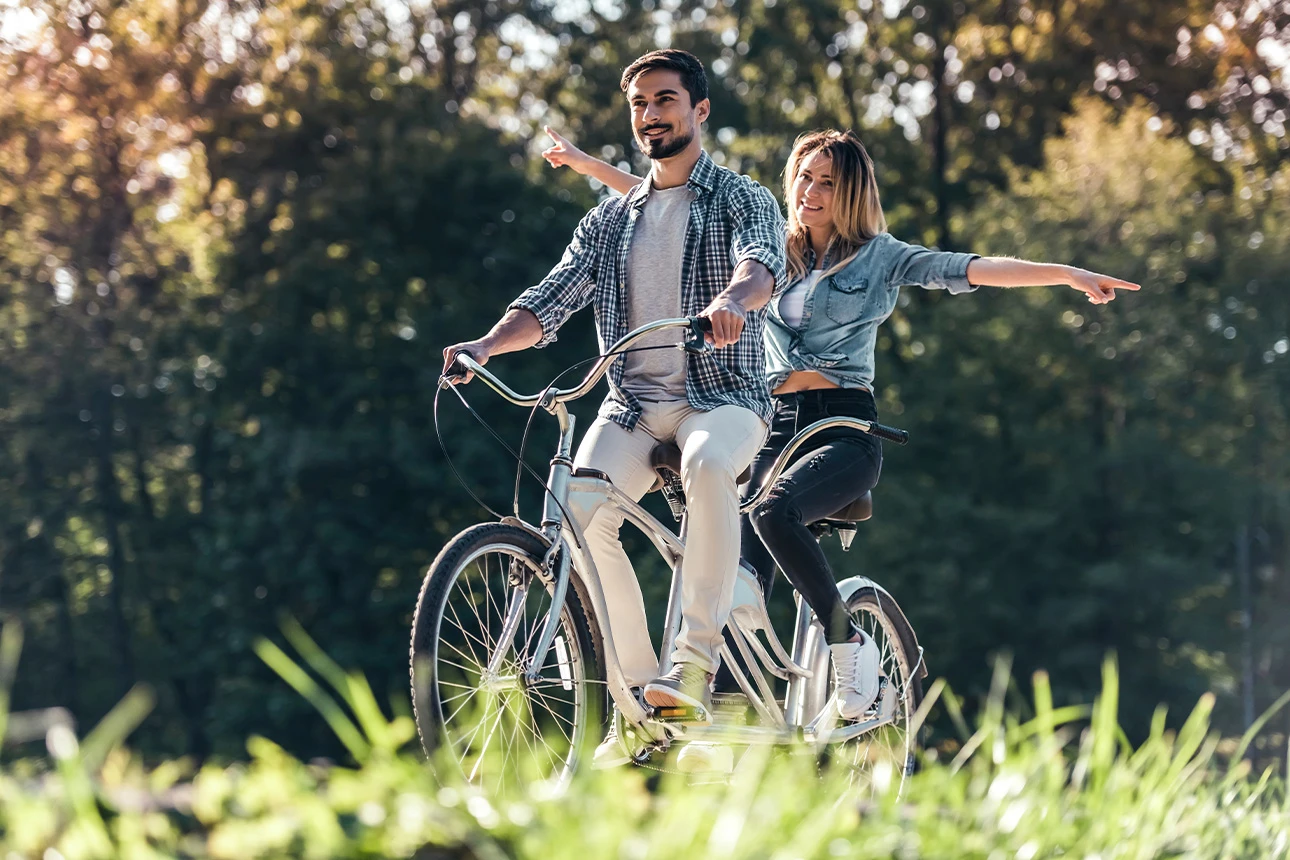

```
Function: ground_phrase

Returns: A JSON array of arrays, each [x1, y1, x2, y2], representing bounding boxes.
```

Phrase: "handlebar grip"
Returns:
[[868, 422, 910, 446], [684, 316, 714, 355], [443, 350, 478, 382]]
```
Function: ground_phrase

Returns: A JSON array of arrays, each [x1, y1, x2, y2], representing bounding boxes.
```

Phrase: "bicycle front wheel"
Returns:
[[410, 523, 605, 791]]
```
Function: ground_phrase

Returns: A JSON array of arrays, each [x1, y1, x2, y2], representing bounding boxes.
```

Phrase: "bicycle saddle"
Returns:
[[823, 492, 873, 523], [648, 442, 753, 489]]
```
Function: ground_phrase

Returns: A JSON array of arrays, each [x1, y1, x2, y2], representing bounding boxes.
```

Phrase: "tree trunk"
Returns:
[[92, 387, 135, 697], [929, 10, 953, 249]]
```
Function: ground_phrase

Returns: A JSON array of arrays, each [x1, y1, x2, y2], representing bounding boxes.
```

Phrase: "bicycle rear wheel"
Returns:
[[830, 586, 924, 795], [410, 523, 605, 791]]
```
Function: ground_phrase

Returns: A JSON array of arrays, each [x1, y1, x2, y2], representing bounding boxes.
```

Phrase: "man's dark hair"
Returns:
[[620, 50, 709, 107]]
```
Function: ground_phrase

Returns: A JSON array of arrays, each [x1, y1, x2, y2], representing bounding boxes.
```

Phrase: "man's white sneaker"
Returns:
[[591, 710, 632, 769], [676, 742, 734, 774], [830, 635, 882, 720]]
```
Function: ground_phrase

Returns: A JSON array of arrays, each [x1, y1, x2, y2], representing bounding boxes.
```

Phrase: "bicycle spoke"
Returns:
[[444, 598, 490, 666], [436, 647, 483, 676], [527, 698, 559, 772], [443, 688, 483, 728], [417, 538, 590, 793], [443, 599, 482, 667], [454, 699, 494, 765], [527, 686, 577, 744], [467, 710, 505, 782]]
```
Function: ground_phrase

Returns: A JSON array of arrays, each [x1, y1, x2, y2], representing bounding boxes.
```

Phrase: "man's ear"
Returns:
[[695, 97, 711, 125]]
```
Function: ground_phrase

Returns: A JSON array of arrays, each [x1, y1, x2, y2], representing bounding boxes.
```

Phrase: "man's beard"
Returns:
[[638, 125, 694, 159]]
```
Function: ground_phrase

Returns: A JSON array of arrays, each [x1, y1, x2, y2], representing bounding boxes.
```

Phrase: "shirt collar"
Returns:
[[627, 150, 716, 210]]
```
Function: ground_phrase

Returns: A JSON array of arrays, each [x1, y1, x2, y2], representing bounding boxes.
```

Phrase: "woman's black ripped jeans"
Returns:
[[741, 388, 882, 645]]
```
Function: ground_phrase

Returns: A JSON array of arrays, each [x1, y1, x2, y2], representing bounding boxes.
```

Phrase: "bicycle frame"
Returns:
[[446, 319, 905, 743]]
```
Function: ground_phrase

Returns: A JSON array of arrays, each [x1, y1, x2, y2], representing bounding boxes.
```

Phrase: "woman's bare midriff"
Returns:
[[772, 370, 851, 394]]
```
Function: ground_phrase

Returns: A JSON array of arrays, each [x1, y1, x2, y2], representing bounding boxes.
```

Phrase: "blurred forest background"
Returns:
[[0, 0, 1288, 764]]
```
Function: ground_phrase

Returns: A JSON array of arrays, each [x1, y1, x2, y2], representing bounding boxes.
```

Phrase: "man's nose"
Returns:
[[642, 102, 661, 123]]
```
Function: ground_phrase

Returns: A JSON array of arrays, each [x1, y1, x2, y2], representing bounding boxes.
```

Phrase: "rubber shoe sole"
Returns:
[[676, 742, 734, 774], [591, 739, 632, 770], [643, 681, 708, 711]]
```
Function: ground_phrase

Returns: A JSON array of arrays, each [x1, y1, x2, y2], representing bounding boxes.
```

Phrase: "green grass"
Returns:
[[0, 619, 1286, 859]]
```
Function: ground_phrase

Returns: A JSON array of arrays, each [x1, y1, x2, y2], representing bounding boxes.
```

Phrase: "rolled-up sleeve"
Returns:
[[508, 206, 602, 347], [726, 177, 788, 295], [888, 238, 979, 295]]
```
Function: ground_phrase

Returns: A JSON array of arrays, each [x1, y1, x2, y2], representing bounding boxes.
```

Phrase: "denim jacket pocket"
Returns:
[[824, 275, 870, 325]]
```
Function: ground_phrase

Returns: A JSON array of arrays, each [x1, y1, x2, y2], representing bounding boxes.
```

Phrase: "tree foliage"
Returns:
[[0, 0, 1286, 761]]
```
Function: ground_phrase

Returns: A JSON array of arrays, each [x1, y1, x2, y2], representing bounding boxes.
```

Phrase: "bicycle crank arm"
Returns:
[[802, 712, 894, 744]]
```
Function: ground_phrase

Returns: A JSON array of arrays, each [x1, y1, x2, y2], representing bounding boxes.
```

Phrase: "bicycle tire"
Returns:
[[409, 522, 606, 790]]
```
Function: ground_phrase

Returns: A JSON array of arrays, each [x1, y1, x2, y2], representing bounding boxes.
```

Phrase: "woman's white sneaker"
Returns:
[[591, 709, 632, 769], [676, 742, 734, 774], [829, 635, 881, 720]]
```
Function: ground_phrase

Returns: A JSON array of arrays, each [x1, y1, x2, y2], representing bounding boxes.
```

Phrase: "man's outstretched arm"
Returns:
[[441, 204, 604, 383], [440, 308, 545, 384]]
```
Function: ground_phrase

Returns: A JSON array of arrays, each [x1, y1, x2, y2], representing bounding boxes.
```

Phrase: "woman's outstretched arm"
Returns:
[[541, 126, 643, 195], [967, 258, 1141, 305]]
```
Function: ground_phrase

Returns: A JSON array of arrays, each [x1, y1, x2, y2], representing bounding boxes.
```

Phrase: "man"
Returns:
[[441, 49, 786, 767]]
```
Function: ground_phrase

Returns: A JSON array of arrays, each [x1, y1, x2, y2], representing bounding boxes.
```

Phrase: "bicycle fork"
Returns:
[[517, 407, 577, 686]]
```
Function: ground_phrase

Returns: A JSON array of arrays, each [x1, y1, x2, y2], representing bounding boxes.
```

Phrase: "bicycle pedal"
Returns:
[[649, 705, 710, 724]]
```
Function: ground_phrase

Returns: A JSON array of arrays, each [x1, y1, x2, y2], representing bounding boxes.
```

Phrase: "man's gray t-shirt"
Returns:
[[621, 183, 694, 401]]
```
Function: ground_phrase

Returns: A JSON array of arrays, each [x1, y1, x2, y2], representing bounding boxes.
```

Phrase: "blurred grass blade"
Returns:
[[1090, 656, 1120, 791], [79, 684, 156, 771], [279, 616, 395, 750], [1229, 687, 1290, 772], [0, 619, 23, 748], [908, 677, 946, 741], [255, 637, 370, 762], [280, 616, 357, 708], [1162, 692, 1215, 788], [1013, 704, 1091, 741], [344, 672, 399, 751], [1032, 670, 1054, 743], [941, 686, 972, 742]]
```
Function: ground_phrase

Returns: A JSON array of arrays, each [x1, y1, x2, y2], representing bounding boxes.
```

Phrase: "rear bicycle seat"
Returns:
[[812, 491, 873, 551]]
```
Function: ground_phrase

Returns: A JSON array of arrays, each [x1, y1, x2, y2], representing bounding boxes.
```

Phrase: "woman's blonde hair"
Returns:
[[783, 129, 887, 282]]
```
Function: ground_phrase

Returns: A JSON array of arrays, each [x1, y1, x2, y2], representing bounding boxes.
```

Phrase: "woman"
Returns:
[[543, 126, 1138, 734]]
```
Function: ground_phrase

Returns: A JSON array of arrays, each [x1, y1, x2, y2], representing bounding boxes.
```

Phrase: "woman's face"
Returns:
[[791, 149, 836, 238]]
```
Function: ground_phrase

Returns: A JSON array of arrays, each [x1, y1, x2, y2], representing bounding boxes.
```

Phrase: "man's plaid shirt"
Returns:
[[509, 151, 787, 431]]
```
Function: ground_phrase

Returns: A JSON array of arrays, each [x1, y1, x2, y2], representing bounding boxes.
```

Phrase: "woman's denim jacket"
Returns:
[[763, 232, 979, 391]]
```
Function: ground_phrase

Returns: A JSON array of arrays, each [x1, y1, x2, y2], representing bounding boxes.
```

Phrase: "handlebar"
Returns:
[[443, 317, 709, 410], [442, 316, 912, 466], [739, 416, 909, 514]]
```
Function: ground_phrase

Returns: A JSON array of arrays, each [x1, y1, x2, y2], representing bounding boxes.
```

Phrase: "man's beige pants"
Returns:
[[569, 401, 767, 687]]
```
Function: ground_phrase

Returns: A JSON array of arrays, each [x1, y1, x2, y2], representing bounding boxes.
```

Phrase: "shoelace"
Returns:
[[833, 647, 863, 690]]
